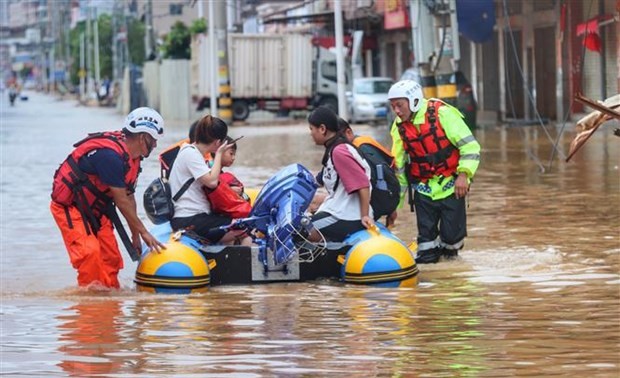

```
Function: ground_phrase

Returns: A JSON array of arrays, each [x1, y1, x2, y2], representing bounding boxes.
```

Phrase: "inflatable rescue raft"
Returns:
[[135, 164, 418, 293]]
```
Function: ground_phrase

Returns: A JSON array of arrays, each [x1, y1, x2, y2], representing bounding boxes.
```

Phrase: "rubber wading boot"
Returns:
[[415, 248, 441, 264]]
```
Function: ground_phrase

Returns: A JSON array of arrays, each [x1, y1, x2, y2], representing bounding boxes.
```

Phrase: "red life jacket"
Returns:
[[203, 171, 251, 218], [51, 131, 141, 231], [396, 100, 460, 181]]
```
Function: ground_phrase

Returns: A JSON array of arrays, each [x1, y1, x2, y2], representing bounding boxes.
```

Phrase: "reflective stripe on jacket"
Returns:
[[390, 98, 481, 202]]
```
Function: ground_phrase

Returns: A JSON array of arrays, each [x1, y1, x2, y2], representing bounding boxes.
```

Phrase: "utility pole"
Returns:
[[94, 7, 101, 87], [80, 32, 85, 100], [64, 3, 71, 86], [598, 0, 607, 100], [410, 0, 460, 106], [144, 0, 153, 59], [49, 48, 55, 91], [334, 0, 347, 119], [410, 0, 436, 98], [226, 0, 235, 31], [37, 2, 45, 90], [86, 2, 92, 96], [49, 4, 56, 91], [112, 1, 118, 82], [124, 5, 130, 66], [214, 0, 231, 123], [208, 0, 217, 117]]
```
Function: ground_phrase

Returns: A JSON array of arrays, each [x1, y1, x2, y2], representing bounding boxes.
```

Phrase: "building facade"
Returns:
[[257, 0, 619, 121], [3, 0, 618, 122]]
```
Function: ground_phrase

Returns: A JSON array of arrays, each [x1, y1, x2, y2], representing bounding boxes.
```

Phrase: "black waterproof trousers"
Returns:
[[414, 192, 467, 263]]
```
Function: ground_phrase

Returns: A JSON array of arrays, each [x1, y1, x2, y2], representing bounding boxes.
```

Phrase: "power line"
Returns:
[[501, 0, 567, 170]]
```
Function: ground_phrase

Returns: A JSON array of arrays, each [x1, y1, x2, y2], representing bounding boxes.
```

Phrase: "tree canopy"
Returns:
[[161, 21, 190, 59], [68, 14, 145, 85]]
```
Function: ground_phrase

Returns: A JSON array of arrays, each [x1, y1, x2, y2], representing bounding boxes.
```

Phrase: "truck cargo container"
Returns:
[[191, 33, 347, 121]]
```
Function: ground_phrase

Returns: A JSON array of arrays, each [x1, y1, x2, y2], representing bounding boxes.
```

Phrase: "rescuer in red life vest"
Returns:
[[50, 107, 166, 289], [387, 80, 481, 264]]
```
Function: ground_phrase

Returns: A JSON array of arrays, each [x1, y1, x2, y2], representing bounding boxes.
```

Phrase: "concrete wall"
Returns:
[[117, 67, 131, 116], [159, 59, 191, 123]]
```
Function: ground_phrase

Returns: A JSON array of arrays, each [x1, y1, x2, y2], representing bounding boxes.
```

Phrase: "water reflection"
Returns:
[[57, 300, 125, 376]]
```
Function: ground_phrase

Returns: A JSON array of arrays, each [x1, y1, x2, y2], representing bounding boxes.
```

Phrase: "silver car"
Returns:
[[347, 77, 394, 124]]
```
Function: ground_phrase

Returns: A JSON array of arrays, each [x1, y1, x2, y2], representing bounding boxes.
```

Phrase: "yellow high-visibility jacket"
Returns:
[[390, 98, 481, 204]]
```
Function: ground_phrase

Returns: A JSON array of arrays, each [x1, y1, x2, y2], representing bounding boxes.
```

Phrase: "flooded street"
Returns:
[[1, 92, 618, 376]]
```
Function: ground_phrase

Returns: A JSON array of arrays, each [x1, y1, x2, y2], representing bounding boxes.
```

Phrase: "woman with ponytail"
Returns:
[[306, 107, 374, 242]]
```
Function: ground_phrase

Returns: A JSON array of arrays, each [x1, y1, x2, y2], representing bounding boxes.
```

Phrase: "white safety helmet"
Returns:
[[387, 80, 424, 113], [124, 107, 164, 140]]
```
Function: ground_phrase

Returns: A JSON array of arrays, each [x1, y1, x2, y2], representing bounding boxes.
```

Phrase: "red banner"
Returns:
[[576, 14, 614, 53]]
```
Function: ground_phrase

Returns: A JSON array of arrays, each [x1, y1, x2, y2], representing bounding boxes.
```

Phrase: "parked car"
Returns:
[[347, 77, 394, 124], [398, 68, 477, 129]]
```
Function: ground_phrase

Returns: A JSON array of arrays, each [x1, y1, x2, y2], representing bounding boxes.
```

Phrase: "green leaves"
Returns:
[[161, 21, 191, 59], [190, 18, 207, 35], [68, 14, 145, 85]]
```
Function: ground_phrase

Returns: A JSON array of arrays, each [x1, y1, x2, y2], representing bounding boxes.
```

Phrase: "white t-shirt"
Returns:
[[168, 144, 212, 217], [318, 144, 373, 220]]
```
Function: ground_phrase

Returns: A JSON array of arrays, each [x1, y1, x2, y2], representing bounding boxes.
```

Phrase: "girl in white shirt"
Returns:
[[307, 107, 374, 242]]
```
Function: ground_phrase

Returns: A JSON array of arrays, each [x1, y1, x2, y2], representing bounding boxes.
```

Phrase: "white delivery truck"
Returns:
[[191, 33, 347, 121]]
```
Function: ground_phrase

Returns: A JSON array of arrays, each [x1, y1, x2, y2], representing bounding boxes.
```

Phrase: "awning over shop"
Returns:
[[263, 11, 335, 25]]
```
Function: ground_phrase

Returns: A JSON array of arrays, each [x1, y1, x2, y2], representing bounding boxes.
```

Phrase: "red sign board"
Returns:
[[384, 0, 410, 30]]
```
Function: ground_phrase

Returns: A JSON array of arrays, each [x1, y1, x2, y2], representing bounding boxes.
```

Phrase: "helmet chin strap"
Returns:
[[142, 144, 155, 159], [140, 135, 155, 159]]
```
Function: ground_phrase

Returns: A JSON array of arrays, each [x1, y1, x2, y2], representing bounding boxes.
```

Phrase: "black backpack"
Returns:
[[158, 140, 186, 180], [356, 143, 400, 219], [143, 177, 194, 224], [327, 138, 400, 220]]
